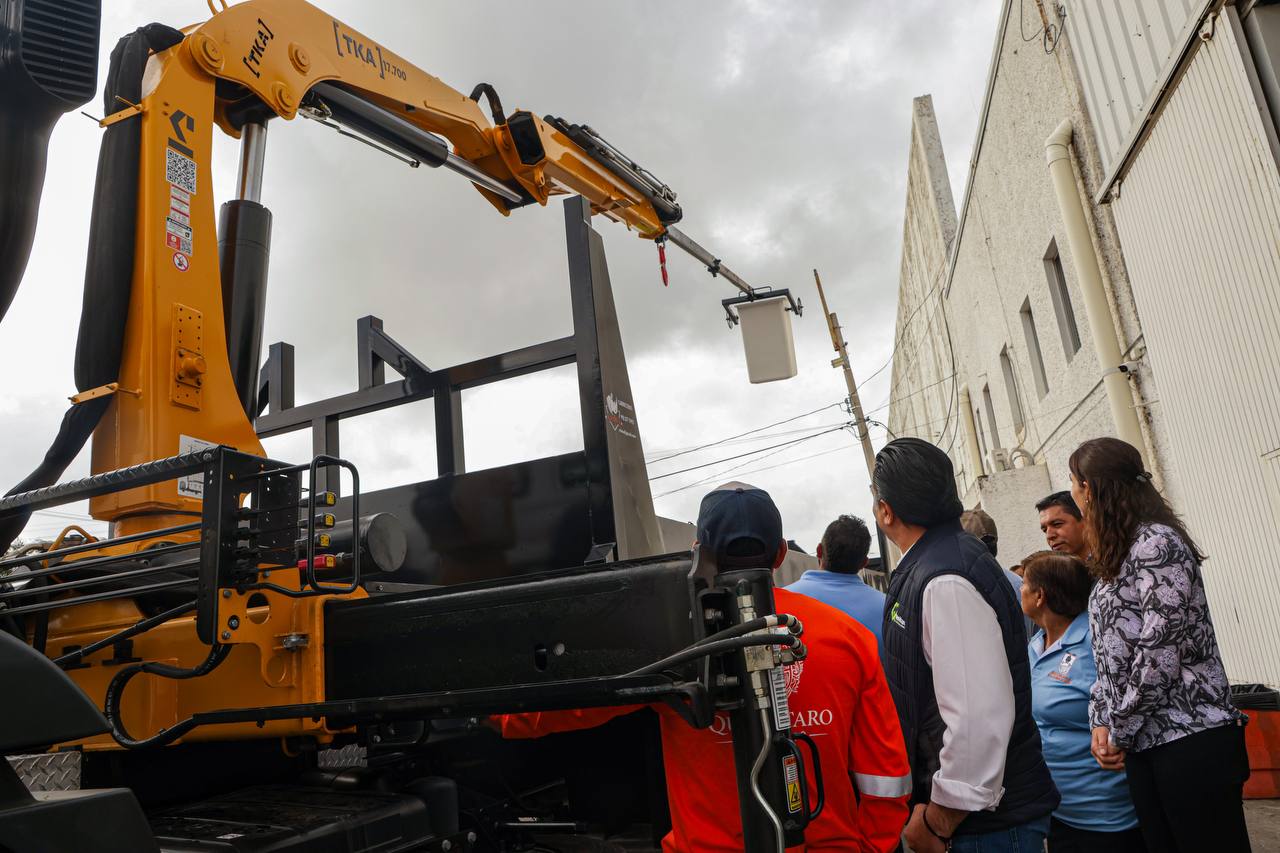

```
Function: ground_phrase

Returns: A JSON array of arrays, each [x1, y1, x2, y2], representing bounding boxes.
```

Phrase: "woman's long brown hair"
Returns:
[[1068, 437, 1203, 582]]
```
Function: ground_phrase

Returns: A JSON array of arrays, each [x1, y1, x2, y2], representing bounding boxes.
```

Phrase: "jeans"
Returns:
[[949, 816, 1050, 853]]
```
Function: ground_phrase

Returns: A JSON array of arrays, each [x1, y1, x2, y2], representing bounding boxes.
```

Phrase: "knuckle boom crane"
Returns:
[[0, 1, 816, 851]]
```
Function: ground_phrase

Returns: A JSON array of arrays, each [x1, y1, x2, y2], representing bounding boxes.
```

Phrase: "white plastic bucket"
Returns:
[[737, 296, 798, 383]]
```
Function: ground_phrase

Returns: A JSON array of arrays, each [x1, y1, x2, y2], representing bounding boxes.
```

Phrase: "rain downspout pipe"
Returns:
[[1044, 120, 1146, 461], [958, 384, 984, 489]]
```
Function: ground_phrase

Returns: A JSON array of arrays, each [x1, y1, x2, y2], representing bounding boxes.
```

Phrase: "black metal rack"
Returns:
[[0, 446, 363, 645]]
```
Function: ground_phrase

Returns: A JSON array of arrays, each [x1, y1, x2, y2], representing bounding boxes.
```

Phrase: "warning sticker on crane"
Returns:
[[166, 217, 193, 256], [783, 754, 803, 814], [177, 435, 216, 499]]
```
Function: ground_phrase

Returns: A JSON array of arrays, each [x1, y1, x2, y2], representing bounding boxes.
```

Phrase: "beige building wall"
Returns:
[[888, 2, 1181, 570]]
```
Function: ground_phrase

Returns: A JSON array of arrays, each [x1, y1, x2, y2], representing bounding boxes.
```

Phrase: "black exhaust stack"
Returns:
[[0, 0, 102, 325]]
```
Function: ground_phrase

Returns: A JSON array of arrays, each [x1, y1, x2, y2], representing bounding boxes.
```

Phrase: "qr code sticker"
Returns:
[[166, 148, 197, 195]]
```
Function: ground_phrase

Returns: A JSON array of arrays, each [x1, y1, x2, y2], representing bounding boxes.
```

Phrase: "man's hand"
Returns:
[[903, 803, 963, 852], [1091, 725, 1126, 771]]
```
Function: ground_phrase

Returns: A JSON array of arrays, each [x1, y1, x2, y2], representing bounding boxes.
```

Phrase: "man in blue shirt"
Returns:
[[785, 515, 885, 652]]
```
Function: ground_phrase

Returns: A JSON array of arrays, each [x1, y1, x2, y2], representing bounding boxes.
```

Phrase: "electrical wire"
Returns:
[[645, 403, 842, 465], [648, 425, 850, 482], [863, 371, 958, 419], [645, 421, 851, 461], [859, 260, 951, 393], [653, 442, 856, 500], [935, 295, 961, 454], [652, 433, 842, 500]]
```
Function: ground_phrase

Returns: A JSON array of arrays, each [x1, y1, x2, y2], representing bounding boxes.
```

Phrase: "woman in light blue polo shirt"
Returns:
[[1020, 551, 1146, 853]]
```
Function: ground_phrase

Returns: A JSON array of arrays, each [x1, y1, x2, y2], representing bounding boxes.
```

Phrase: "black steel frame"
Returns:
[[720, 286, 803, 327], [252, 196, 662, 583], [256, 319, 576, 488]]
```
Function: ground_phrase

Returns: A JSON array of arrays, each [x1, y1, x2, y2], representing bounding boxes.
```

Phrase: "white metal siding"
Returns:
[[1063, 0, 1201, 171], [1109, 10, 1280, 684]]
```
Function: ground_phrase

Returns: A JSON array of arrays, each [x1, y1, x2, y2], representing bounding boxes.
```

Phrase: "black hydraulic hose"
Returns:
[[468, 82, 505, 125], [54, 600, 196, 668], [103, 641, 230, 748], [625, 633, 802, 678], [697, 614, 802, 648]]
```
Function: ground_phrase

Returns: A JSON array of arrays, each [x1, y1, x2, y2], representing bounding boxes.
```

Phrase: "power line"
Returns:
[[864, 371, 957, 418], [644, 420, 850, 461], [835, 262, 950, 401], [654, 443, 856, 499], [645, 402, 842, 466], [648, 425, 851, 482]]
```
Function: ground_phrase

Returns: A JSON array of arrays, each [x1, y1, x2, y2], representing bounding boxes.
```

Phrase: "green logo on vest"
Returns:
[[890, 601, 906, 629]]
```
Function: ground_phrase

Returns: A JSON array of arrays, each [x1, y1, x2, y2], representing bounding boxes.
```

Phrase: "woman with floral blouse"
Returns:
[[1069, 437, 1249, 852]]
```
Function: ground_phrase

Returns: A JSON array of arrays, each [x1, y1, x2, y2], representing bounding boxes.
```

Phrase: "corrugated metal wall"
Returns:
[[1063, 0, 1204, 171], [1106, 9, 1280, 684]]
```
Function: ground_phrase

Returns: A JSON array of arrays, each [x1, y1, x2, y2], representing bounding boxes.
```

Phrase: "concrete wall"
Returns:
[[887, 95, 960, 482], [972, 464, 1052, 569], [888, 1, 1182, 575]]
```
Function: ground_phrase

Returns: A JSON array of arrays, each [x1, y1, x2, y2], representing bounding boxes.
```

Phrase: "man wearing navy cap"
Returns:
[[500, 482, 911, 852]]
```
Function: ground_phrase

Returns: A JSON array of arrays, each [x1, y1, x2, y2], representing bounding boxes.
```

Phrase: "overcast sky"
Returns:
[[1, 0, 1000, 553]]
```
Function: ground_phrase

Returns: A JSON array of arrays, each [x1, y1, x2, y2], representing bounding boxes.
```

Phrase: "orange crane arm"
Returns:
[[192, 0, 678, 239]]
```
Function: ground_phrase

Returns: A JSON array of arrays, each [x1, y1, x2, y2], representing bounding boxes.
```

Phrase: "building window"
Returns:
[[1021, 297, 1050, 398], [1000, 346, 1024, 437], [982, 383, 1002, 450], [1044, 239, 1082, 358], [974, 406, 989, 472]]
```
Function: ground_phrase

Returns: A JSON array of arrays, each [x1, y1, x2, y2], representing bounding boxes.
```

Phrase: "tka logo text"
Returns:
[[241, 18, 274, 79], [332, 21, 408, 81]]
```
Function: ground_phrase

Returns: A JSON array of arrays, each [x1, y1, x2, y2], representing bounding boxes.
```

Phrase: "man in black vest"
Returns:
[[874, 438, 1058, 853]]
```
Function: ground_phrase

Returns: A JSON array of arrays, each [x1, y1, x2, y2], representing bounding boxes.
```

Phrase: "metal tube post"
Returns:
[[665, 227, 755, 296], [236, 121, 268, 203]]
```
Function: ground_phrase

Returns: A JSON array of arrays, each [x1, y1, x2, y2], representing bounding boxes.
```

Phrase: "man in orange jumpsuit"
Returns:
[[497, 482, 910, 852]]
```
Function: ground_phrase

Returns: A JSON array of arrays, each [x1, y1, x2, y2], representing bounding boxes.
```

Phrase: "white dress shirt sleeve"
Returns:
[[921, 574, 1015, 812]]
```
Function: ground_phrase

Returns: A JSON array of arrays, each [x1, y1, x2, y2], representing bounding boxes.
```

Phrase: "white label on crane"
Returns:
[[769, 664, 791, 732], [177, 435, 217, 499]]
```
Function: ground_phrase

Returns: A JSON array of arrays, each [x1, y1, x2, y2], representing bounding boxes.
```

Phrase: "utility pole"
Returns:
[[813, 269, 876, 479], [814, 269, 896, 581]]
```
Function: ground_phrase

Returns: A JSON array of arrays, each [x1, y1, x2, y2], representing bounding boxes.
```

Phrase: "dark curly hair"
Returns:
[[1068, 437, 1203, 582]]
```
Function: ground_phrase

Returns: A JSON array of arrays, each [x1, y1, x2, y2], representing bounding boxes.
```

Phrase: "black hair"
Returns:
[[872, 437, 963, 528], [1035, 490, 1081, 520], [1021, 550, 1092, 617], [820, 515, 871, 574]]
